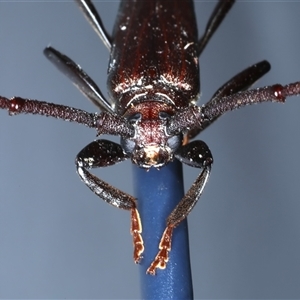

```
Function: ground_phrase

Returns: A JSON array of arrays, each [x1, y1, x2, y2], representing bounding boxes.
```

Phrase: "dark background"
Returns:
[[1, 1, 300, 298]]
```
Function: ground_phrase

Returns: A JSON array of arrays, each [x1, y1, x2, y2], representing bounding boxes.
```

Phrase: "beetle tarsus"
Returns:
[[146, 226, 173, 275], [131, 208, 144, 263]]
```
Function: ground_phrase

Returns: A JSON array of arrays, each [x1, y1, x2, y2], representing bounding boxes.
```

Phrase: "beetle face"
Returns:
[[121, 102, 182, 169]]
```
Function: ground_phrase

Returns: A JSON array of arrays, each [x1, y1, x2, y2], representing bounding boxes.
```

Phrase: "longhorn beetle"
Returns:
[[0, 0, 300, 278]]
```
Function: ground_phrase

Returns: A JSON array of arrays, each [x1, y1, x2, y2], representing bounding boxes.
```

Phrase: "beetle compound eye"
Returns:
[[121, 137, 136, 155], [159, 111, 171, 120], [167, 135, 181, 152], [128, 113, 142, 124]]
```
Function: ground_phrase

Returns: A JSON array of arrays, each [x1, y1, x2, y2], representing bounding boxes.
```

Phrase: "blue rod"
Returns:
[[133, 160, 193, 299]]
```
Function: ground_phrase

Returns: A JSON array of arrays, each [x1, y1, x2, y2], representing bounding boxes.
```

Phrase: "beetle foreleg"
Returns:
[[187, 60, 271, 139], [146, 141, 213, 275], [76, 139, 144, 263]]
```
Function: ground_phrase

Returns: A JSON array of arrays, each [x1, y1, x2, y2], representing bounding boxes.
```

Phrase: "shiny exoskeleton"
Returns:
[[1, 0, 300, 275]]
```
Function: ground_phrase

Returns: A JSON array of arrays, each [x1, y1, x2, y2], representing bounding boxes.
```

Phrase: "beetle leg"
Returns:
[[198, 0, 235, 56], [0, 95, 99, 127], [0, 96, 133, 138], [44, 46, 114, 113], [76, 139, 144, 263], [75, 0, 112, 51], [187, 60, 271, 140], [146, 140, 213, 275], [168, 81, 300, 139], [202, 81, 300, 123]]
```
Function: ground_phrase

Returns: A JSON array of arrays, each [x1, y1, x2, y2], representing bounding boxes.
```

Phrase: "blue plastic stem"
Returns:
[[133, 160, 193, 299]]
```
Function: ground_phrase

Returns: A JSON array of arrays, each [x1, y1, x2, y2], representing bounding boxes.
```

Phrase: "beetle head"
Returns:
[[121, 102, 182, 169]]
